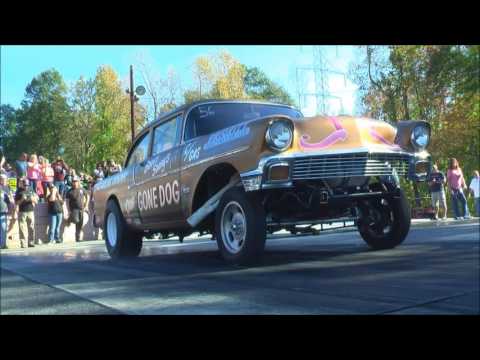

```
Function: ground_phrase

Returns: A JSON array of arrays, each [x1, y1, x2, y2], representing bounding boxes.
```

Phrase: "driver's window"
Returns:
[[152, 116, 181, 156], [126, 133, 150, 168]]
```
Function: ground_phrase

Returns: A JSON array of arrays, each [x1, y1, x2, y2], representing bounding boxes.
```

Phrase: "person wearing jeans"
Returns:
[[52, 157, 69, 198], [469, 170, 480, 217], [0, 174, 12, 249], [447, 158, 470, 220], [450, 189, 470, 219], [47, 184, 64, 243]]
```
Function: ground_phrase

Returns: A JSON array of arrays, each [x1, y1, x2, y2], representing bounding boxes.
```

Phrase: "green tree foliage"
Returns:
[[13, 69, 71, 161], [65, 76, 98, 171], [0, 104, 20, 158], [350, 45, 480, 213], [68, 66, 146, 172], [243, 66, 296, 106], [2, 66, 146, 174]]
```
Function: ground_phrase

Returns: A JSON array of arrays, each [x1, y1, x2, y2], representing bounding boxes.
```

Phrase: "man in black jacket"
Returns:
[[15, 178, 39, 248], [66, 177, 88, 242]]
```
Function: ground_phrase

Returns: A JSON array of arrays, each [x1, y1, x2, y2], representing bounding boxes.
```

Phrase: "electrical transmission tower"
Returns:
[[296, 46, 346, 115]]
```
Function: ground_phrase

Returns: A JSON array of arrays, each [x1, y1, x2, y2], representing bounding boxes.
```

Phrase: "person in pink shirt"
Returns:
[[41, 158, 55, 201], [27, 154, 42, 195], [447, 158, 471, 220]]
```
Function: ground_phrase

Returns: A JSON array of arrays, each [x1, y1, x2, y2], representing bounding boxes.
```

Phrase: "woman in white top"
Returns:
[[469, 170, 480, 217]]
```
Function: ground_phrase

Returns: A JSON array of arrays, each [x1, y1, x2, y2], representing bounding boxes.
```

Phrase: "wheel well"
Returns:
[[107, 195, 121, 213], [191, 163, 239, 231]]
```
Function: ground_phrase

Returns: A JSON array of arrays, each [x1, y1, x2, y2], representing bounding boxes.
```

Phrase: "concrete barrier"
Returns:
[[6, 202, 102, 249]]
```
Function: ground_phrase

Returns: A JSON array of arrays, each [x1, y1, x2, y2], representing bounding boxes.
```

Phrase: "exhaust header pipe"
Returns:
[[187, 174, 241, 228]]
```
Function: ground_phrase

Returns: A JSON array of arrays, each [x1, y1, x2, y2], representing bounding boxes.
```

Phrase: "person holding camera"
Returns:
[[47, 184, 64, 244], [15, 178, 39, 248], [66, 177, 88, 242]]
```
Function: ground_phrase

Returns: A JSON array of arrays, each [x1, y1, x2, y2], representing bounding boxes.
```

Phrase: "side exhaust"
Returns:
[[186, 174, 241, 228]]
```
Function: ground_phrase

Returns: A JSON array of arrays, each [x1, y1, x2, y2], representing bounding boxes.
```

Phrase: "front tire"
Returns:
[[357, 188, 411, 250], [104, 200, 143, 258], [215, 187, 266, 265]]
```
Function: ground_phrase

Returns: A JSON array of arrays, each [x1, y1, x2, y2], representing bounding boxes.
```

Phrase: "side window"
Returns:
[[126, 133, 150, 168], [152, 116, 181, 156]]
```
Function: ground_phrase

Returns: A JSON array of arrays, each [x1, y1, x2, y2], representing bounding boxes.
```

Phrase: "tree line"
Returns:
[[1, 50, 295, 174], [349, 45, 479, 210]]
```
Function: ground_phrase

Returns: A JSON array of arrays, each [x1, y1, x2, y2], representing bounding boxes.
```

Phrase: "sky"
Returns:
[[1, 45, 359, 117]]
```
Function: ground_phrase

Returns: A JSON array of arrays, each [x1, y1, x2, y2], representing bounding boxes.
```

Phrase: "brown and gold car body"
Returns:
[[92, 100, 431, 233]]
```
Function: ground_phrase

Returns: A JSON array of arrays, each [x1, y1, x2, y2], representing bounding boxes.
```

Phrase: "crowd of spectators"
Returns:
[[427, 158, 479, 220], [0, 146, 122, 249]]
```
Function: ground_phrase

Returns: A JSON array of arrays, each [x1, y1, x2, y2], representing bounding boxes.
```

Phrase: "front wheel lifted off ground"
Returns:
[[357, 188, 411, 250], [104, 199, 143, 259], [215, 187, 266, 265]]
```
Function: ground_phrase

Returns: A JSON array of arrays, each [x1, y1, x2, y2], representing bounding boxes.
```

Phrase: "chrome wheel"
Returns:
[[363, 198, 394, 236], [107, 212, 118, 248], [221, 201, 247, 254]]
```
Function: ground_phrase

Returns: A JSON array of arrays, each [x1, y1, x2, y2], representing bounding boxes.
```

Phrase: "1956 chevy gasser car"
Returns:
[[92, 100, 431, 264]]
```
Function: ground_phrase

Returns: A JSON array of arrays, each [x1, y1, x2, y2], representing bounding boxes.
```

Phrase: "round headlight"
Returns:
[[411, 124, 430, 150], [266, 119, 293, 152]]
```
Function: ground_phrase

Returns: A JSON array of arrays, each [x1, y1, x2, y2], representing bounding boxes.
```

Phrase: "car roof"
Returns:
[[134, 99, 300, 142]]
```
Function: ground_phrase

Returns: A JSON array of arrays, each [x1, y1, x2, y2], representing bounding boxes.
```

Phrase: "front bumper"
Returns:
[[241, 148, 432, 191]]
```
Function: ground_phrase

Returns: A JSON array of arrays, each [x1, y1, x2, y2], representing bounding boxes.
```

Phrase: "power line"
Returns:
[[296, 46, 347, 115]]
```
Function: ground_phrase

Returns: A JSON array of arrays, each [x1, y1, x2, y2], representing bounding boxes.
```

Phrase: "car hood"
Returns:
[[288, 115, 401, 153]]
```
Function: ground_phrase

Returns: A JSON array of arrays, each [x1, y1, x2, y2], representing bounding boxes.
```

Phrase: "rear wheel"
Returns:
[[104, 200, 143, 258], [215, 188, 266, 265], [357, 188, 411, 250]]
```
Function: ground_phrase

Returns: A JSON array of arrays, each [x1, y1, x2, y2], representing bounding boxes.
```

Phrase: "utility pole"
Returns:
[[129, 65, 135, 143]]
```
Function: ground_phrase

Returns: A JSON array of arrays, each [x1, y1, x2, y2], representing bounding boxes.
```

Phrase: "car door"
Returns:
[[135, 114, 183, 226], [123, 130, 152, 226]]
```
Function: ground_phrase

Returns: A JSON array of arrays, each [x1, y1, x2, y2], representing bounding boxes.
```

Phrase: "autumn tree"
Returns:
[[349, 45, 480, 212], [65, 76, 98, 171], [63, 66, 146, 172], [93, 65, 145, 167], [185, 50, 246, 103]]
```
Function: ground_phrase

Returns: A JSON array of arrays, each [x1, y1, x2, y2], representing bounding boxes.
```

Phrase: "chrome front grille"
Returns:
[[291, 152, 411, 180]]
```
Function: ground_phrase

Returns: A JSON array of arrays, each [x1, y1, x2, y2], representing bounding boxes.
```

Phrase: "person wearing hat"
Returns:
[[14, 177, 38, 248], [66, 176, 88, 242], [0, 173, 14, 249]]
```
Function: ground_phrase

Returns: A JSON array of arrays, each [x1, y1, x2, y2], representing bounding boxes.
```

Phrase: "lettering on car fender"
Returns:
[[137, 180, 180, 212], [203, 123, 250, 151], [144, 152, 173, 177], [124, 196, 136, 213], [183, 142, 201, 163]]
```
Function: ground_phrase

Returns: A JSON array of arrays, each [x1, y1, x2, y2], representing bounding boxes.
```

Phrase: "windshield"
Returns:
[[185, 102, 302, 140]]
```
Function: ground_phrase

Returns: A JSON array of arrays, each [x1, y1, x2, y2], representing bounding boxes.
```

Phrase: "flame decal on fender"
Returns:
[[369, 126, 401, 150], [299, 116, 347, 150]]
